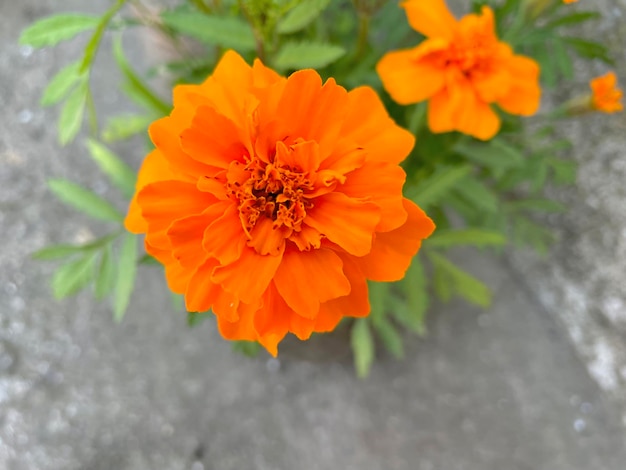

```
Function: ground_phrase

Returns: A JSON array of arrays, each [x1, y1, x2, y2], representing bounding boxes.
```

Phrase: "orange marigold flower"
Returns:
[[125, 50, 435, 356], [376, 0, 541, 140], [563, 0, 578, 4], [590, 72, 623, 113]]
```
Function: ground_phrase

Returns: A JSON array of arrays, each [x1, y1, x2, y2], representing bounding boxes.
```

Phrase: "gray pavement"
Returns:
[[1, 1, 626, 469]]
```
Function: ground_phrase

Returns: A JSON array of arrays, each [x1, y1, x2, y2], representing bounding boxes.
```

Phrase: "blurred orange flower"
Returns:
[[125, 50, 435, 355], [590, 72, 623, 113], [376, 0, 541, 140], [563, 0, 578, 4]]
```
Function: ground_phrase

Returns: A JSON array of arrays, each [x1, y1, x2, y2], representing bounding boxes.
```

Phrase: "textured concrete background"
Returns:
[[1, 1, 626, 469]]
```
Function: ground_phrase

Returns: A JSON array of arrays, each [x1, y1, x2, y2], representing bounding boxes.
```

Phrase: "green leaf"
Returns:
[[452, 176, 499, 213], [94, 245, 116, 300], [372, 316, 404, 359], [552, 38, 573, 80], [113, 36, 171, 115], [545, 11, 600, 29], [454, 138, 525, 176], [427, 252, 491, 307], [80, 0, 127, 73], [102, 114, 152, 142], [408, 165, 472, 209], [232, 340, 262, 357], [274, 41, 346, 70], [277, 0, 331, 34], [351, 318, 375, 378], [20, 14, 100, 47], [161, 11, 256, 51], [51, 254, 96, 299], [113, 233, 137, 322], [563, 37, 613, 64], [367, 281, 389, 322], [48, 179, 124, 223], [138, 254, 161, 265], [86, 139, 137, 198], [188, 310, 210, 327], [548, 158, 577, 185], [58, 81, 88, 145], [395, 257, 428, 335], [41, 61, 85, 106], [425, 229, 507, 248], [32, 244, 89, 261]]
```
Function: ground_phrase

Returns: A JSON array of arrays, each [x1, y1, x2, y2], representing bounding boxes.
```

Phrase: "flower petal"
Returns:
[[338, 86, 415, 165], [401, 0, 457, 40], [496, 55, 541, 116], [253, 283, 291, 356], [354, 198, 435, 282], [339, 161, 407, 232], [317, 254, 370, 326], [202, 204, 247, 265], [274, 247, 351, 319], [211, 246, 284, 304], [125, 149, 174, 233], [304, 192, 381, 256], [376, 47, 446, 105]]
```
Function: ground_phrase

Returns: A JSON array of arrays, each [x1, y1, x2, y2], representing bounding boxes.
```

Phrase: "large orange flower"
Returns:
[[376, 0, 541, 140], [590, 72, 623, 113], [125, 50, 435, 355]]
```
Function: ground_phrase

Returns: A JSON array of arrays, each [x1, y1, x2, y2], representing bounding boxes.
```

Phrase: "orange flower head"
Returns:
[[590, 72, 623, 113], [563, 0, 578, 4], [125, 51, 435, 356], [376, 0, 541, 140]]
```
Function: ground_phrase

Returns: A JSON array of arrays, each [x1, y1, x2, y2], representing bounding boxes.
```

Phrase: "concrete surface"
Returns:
[[507, 0, 626, 418], [1, 1, 626, 469]]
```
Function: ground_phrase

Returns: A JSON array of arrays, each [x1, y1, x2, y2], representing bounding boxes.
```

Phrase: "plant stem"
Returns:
[[355, 13, 370, 62]]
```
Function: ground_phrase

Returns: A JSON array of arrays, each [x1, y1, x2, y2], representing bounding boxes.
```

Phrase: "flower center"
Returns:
[[227, 151, 314, 238]]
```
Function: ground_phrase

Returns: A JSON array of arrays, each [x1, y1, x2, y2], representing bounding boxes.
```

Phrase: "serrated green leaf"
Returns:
[[427, 252, 491, 307], [86, 139, 137, 198], [41, 61, 85, 107], [274, 41, 346, 70], [113, 36, 171, 115], [372, 316, 404, 359], [351, 318, 374, 378], [20, 14, 100, 48], [102, 113, 152, 142], [277, 0, 331, 34], [425, 229, 507, 248], [113, 233, 137, 322], [563, 37, 613, 65], [52, 254, 96, 299], [58, 82, 88, 145], [94, 245, 116, 300], [48, 179, 124, 222], [161, 11, 256, 51], [408, 165, 472, 209]]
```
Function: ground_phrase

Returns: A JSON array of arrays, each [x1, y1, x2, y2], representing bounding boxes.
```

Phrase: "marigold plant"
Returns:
[[376, 0, 541, 140], [22, 0, 622, 375], [125, 50, 435, 355]]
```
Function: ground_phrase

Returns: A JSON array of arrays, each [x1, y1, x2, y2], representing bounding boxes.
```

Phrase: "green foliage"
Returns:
[[41, 61, 86, 107], [48, 179, 124, 223], [102, 114, 153, 143], [408, 165, 472, 209], [161, 11, 256, 51], [19, 14, 100, 47], [273, 41, 346, 70], [277, 0, 331, 34], [351, 318, 375, 378], [232, 341, 262, 357], [85, 139, 137, 198], [52, 253, 98, 300], [113, 233, 138, 322]]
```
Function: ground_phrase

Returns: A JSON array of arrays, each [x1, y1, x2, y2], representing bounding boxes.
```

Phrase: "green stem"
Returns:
[[355, 13, 370, 61], [80, 0, 128, 73], [190, 0, 212, 14]]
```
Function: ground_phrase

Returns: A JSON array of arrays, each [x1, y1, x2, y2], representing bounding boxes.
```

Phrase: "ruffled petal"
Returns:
[[211, 246, 284, 304], [354, 198, 435, 282], [304, 192, 381, 256], [376, 47, 446, 105], [401, 0, 457, 40], [496, 55, 541, 116], [202, 204, 247, 265], [253, 283, 291, 356], [273, 247, 351, 318]]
